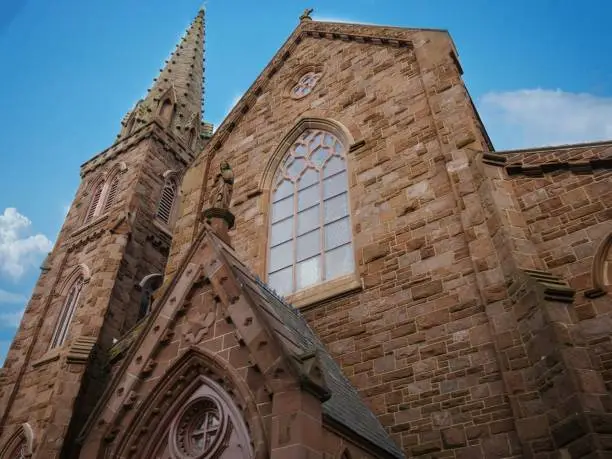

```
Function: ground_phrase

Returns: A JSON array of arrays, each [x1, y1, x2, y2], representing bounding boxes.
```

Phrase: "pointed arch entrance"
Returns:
[[109, 349, 266, 459]]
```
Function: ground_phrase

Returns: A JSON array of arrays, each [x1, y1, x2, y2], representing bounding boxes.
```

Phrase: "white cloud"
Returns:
[[0, 309, 23, 328], [0, 208, 53, 280], [478, 89, 612, 150], [0, 289, 26, 304]]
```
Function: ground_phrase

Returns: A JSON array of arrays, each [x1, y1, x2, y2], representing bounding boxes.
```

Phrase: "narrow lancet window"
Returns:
[[50, 275, 84, 348], [157, 178, 177, 225]]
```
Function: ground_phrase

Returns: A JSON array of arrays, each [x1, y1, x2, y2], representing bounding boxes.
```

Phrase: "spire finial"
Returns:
[[300, 8, 314, 22], [118, 9, 207, 142]]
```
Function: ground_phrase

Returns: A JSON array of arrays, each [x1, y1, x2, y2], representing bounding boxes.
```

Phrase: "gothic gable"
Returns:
[[78, 224, 402, 458]]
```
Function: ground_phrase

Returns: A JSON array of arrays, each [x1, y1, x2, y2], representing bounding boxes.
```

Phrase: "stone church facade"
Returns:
[[1, 8, 611, 459]]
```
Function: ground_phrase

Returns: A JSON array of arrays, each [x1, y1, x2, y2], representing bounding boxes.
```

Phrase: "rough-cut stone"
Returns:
[[2, 8, 612, 459]]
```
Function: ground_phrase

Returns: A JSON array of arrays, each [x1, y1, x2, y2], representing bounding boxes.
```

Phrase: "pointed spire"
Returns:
[[119, 10, 208, 144]]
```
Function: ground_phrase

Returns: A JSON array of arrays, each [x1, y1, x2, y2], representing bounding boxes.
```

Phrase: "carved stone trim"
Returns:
[[66, 336, 97, 364], [506, 157, 612, 177], [31, 348, 61, 368], [481, 152, 507, 167], [202, 208, 235, 229], [80, 120, 192, 178], [107, 351, 266, 459], [522, 269, 575, 303]]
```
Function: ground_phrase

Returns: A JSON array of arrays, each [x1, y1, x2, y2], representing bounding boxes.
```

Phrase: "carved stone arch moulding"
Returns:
[[57, 263, 91, 295], [593, 232, 612, 293], [157, 86, 178, 126], [258, 117, 361, 194], [0, 422, 35, 458], [108, 348, 267, 459]]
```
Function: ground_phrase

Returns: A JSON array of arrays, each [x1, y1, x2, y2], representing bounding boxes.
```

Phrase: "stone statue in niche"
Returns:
[[209, 161, 234, 210]]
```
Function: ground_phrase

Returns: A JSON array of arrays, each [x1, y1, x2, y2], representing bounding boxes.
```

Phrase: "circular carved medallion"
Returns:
[[175, 397, 228, 458], [290, 71, 322, 99]]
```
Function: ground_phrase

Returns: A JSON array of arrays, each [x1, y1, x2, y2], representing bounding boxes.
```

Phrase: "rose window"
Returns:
[[268, 129, 354, 295], [290, 71, 322, 99], [176, 398, 228, 458]]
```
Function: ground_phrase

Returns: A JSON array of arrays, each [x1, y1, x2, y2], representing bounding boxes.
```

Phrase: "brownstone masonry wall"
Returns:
[[0, 126, 190, 457], [164, 23, 521, 458]]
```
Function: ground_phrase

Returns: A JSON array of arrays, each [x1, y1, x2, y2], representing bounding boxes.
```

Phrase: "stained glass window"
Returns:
[[290, 71, 322, 99], [268, 129, 354, 296]]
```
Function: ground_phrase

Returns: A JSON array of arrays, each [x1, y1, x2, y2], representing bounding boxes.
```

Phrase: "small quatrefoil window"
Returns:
[[291, 71, 322, 99]]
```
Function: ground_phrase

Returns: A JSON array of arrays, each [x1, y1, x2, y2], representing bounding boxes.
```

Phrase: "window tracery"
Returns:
[[50, 274, 84, 349], [150, 376, 253, 459], [290, 71, 322, 99], [176, 398, 227, 457], [268, 129, 354, 296]]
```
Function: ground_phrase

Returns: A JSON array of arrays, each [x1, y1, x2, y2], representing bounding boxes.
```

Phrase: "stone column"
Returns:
[[270, 387, 323, 459]]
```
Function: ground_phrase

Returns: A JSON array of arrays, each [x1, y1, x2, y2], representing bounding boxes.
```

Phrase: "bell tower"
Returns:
[[0, 10, 211, 458]]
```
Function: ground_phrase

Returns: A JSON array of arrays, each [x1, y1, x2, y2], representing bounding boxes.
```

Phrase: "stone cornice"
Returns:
[[80, 120, 194, 178], [195, 20, 440, 164], [505, 157, 612, 177], [64, 214, 110, 252], [496, 139, 612, 156]]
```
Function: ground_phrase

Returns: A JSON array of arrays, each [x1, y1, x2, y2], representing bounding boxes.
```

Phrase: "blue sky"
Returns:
[[0, 0, 611, 364]]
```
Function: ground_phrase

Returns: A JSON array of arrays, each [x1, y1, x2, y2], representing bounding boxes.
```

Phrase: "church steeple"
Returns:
[[119, 9, 210, 144]]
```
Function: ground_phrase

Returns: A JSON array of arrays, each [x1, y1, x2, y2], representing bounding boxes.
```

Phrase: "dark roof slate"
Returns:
[[212, 235, 405, 459]]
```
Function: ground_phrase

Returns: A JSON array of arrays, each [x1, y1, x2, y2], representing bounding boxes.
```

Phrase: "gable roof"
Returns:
[[210, 233, 405, 459], [196, 19, 452, 163], [103, 226, 404, 458]]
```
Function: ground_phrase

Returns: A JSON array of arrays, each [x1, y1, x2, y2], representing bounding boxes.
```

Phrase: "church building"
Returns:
[[1, 8, 611, 459]]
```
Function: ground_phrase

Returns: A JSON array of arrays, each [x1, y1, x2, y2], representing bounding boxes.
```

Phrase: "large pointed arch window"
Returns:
[[268, 129, 354, 296], [50, 275, 84, 349]]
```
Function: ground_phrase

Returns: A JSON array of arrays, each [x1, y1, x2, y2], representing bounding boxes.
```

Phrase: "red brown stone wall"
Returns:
[[166, 27, 512, 457], [0, 129, 190, 457]]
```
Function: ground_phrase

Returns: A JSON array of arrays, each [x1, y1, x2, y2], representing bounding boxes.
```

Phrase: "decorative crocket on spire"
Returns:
[[119, 9, 211, 149]]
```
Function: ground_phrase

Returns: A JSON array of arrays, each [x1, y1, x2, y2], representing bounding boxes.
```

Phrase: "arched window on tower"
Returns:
[[592, 232, 612, 295], [85, 181, 104, 223], [159, 98, 174, 125], [102, 174, 120, 214], [187, 127, 197, 150], [0, 423, 34, 459], [156, 174, 178, 225], [138, 273, 163, 320], [267, 129, 354, 296], [50, 274, 85, 349], [340, 449, 352, 459], [83, 164, 125, 224]]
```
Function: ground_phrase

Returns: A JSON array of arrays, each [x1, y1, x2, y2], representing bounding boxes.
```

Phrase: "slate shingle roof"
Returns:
[[212, 235, 405, 459]]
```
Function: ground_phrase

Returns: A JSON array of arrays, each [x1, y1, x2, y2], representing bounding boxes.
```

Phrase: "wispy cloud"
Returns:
[[0, 289, 26, 304], [0, 309, 23, 328], [478, 88, 612, 150], [0, 208, 53, 280]]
